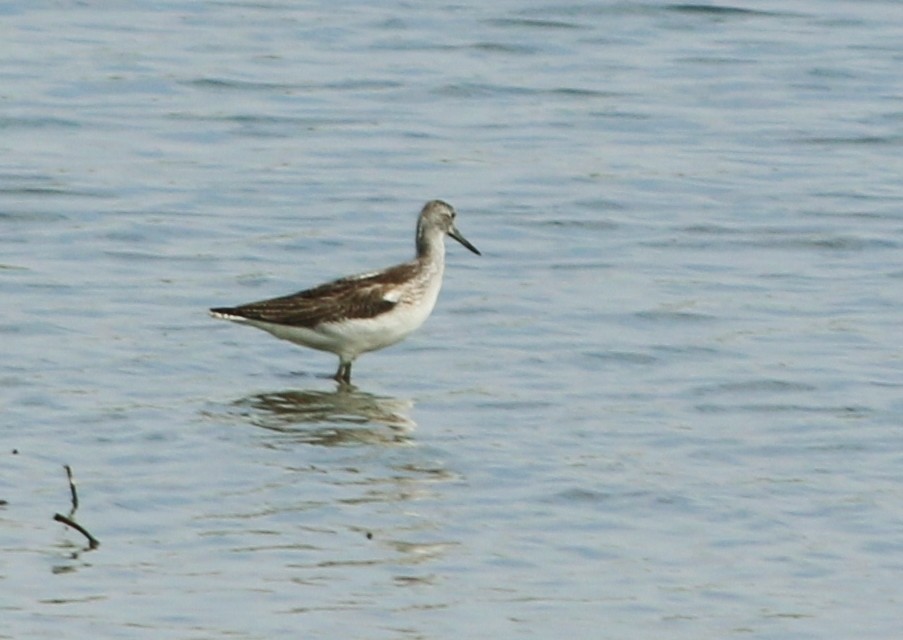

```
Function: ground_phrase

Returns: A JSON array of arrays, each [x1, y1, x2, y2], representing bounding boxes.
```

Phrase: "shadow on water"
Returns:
[[229, 386, 416, 446]]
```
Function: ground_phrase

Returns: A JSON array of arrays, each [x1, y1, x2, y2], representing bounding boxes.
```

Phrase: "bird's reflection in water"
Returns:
[[233, 386, 415, 446]]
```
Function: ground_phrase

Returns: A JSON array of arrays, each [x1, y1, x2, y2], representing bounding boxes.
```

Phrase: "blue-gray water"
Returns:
[[3, 2, 902, 638]]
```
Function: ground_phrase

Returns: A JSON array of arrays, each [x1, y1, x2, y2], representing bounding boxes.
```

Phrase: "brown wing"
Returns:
[[212, 262, 418, 328]]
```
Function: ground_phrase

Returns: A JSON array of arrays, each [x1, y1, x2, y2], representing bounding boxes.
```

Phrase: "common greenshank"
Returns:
[[210, 200, 480, 384]]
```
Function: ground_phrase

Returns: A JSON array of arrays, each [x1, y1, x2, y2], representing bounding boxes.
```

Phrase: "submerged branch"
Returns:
[[64, 464, 78, 512], [54, 464, 99, 550], [53, 513, 100, 549]]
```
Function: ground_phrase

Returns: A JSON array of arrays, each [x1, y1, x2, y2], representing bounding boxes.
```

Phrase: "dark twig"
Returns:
[[53, 513, 100, 549], [64, 464, 78, 512], [54, 464, 98, 549]]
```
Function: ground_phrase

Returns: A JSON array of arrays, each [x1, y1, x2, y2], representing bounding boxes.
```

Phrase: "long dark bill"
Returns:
[[448, 226, 481, 256]]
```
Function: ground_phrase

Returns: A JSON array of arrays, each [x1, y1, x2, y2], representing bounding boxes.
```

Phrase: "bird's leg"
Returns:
[[334, 361, 352, 385]]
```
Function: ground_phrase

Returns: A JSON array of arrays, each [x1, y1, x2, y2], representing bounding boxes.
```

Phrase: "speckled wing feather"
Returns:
[[211, 262, 419, 327]]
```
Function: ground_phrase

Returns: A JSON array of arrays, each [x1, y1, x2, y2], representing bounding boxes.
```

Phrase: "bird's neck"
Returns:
[[416, 226, 446, 263]]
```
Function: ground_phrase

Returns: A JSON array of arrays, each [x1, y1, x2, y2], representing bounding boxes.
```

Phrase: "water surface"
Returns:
[[2, 1, 902, 638]]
